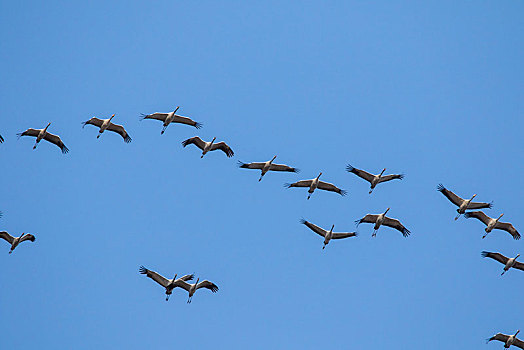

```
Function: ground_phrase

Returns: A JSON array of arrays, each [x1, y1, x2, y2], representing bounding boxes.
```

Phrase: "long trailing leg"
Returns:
[[161, 125, 167, 134]]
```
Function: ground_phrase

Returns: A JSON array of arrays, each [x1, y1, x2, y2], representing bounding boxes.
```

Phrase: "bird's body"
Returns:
[[464, 211, 520, 240], [182, 136, 234, 158], [285, 173, 347, 200], [487, 330, 523, 349], [17, 123, 69, 153], [437, 184, 492, 220], [82, 114, 132, 143], [355, 208, 410, 237], [0, 231, 36, 254], [300, 219, 357, 249], [346, 164, 404, 194], [238, 156, 299, 181], [174, 277, 219, 303], [481, 252, 523, 276], [141, 106, 202, 134], [139, 266, 194, 301]]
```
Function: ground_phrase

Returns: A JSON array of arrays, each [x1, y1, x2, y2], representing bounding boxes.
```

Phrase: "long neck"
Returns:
[[379, 169, 386, 177], [270, 156, 277, 163], [174, 106, 180, 114], [44, 123, 51, 132], [496, 214, 504, 221], [210, 138, 216, 145]]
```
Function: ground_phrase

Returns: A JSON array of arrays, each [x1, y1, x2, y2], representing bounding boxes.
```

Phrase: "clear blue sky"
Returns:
[[1, 1, 523, 349]]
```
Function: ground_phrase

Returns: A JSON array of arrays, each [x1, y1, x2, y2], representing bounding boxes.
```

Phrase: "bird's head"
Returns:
[[211, 137, 216, 143], [174, 106, 180, 113], [516, 254, 521, 259], [516, 330, 520, 336], [385, 208, 391, 214], [318, 172, 323, 178], [110, 114, 115, 121], [471, 194, 477, 199], [380, 168, 386, 175]]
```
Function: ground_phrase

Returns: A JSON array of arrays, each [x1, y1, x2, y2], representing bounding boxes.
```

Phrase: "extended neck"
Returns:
[[379, 168, 386, 177], [496, 213, 504, 221], [174, 106, 180, 114], [44, 123, 51, 131], [109, 114, 115, 122], [270, 155, 277, 163], [384, 208, 390, 215]]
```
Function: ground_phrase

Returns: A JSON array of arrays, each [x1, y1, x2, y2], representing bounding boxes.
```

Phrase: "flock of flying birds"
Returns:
[[0, 107, 522, 348]]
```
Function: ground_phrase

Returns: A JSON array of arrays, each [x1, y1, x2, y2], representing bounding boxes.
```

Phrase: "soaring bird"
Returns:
[[0, 232, 35, 254], [355, 208, 410, 237], [82, 114, 132, 143], [182, 136, 234, 158], [300, 219, 357, 249], [139, 266, 194, 301], [17, 123, 69, 153], [437, 184, 492, 220], [285, 173, 347, 200], [238, 156, 299, 181], [346, 164, 404, 194], [487, 330, 523, 349], [481, 251, 523, 276], [141, 106, 202, 134], [174, 278, 219, 304], [464, 212, 520, 240]]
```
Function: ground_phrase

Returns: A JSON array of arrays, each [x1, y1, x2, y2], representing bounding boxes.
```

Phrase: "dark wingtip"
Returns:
[[62, 146, 70, 154], [345, 164, 355, 173], [283, 183, 292, 188], [16, 132, 23, 139], [437, 183, 445, 192], [403, 228, 411, 237], [354, 219, 362, 227], [124, 135, 132, 143], [481, 251, 490, 258], [399, 174, 405, 180], [194, 122, 203, 129], [0, 135, 4, 143], [139, 266, 147, 274], [237, 161, 248, 168], [293, 168, 300, 173], [339, 189, 348, 196], [181, 139, 189, 147], [299, 218, 307, 225], [488, 201, 493, 209], [139, 113, 148, 121]]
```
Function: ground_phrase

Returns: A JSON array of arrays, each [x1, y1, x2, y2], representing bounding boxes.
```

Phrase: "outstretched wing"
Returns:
[[0, 231, 14, 244], [495, 222, 521, 240], [487, 333, 509, 344], [196, 280, 219, 293], [173, 279, 192, 292], [284, 180, 313, 188], [172, 115, 203, 129], [383, 217, 410, 237], [139, 266, 169, 288], [238, 161, 265, 170], [468, 201, 493, 210], [140, 113, 169, 122], [464, 211, 492, 226], [19, 233, 35, 243], [300, 219, 327, 237], [177, 274, 194, 282], [332, 231, 357, 239], [269, 163, 299, 173], [346, 164, 374, 183], [513, 338, 524, 349], [210, 142, 234, 157], [182, 136, 206, 151], [378, 174, 404, 183], [82, 117, 104, 128], [481, 251, 508, 265], [437, 184, 464, 207], [355, 214, 379, 226], [317, 181, 347, 196], [107, 123, 132, 143], [513, 261, 524, 272], [17, 128, 40, 138], [43, 132, 69, 153]]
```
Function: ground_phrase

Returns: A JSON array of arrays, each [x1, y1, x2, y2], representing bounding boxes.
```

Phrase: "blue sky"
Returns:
[[1, 1, 523, 349]]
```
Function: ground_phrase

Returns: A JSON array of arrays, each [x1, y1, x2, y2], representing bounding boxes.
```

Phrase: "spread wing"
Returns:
[[43, 132, 69, 153], [468, 201, 493, 210], [383, 217, 411, 237], [173, 280, 192, 292], [17, 128, 40, 138], [0, 231, 15, 244], [317, 181, 347, 196], [487, 333, 510, 344], [82, 117, 104, 128], [346, 164, 374, 183], [513, 338, 524, 349], [177, 274, 194, 282], [210, 142, 234, 157], [437, 184, 464, 207], [172, 115, 202, 129], [196, 280, 219, 293], [481, 251, 508, 265], [269, 163, 299, 173], [139, 266, 169, 288], [378, 174, 404, 183], [182, 136, 206, 151], [140, 113, 169, 122], [300, 219, 327, 237], [19, 233, 36, 243], [107, 123, 132, 143], [332, 231, 358, 239], [495, 222, 521, 240], [464, 211, 492, 225], [284, 180, 313, 188], [238, 161, 265, 170], [513, 261, 524, 272], [355, 214, 379, 226]]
